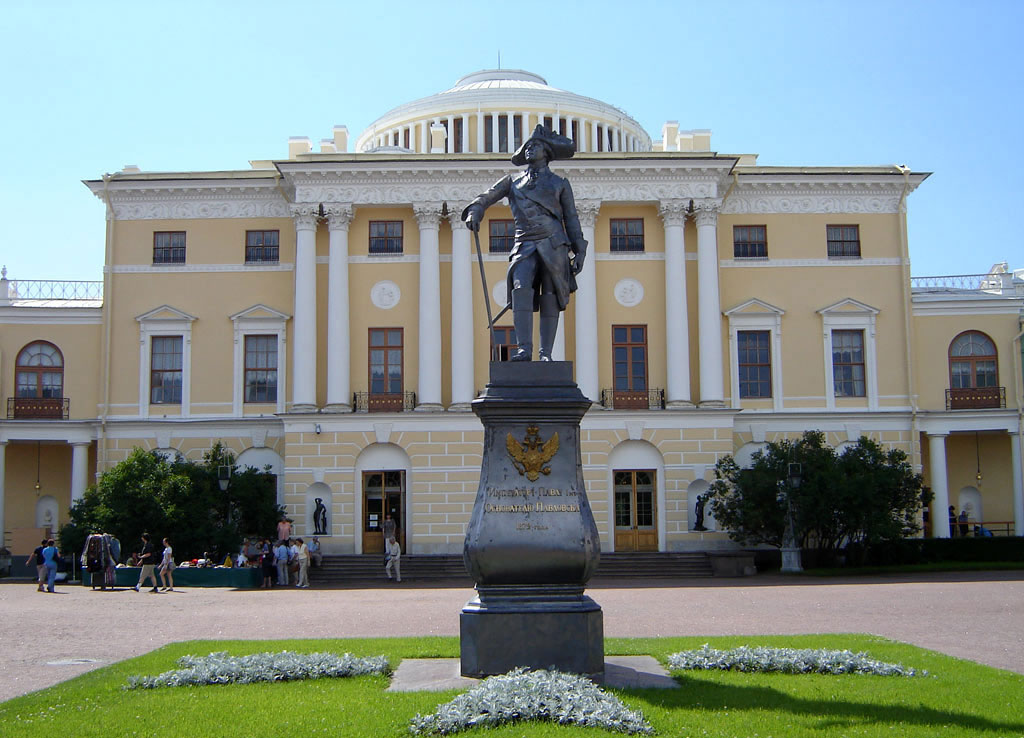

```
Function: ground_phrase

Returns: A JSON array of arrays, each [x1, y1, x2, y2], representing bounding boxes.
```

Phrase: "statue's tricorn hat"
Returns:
[[511, 124, 576, 166]]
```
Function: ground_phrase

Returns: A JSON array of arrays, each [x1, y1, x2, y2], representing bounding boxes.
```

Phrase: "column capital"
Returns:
[[290, 204, 319, 231], [413, 202, 442, 229], [446, 210, 468, 230], [693, 198, 722, 227], [927, 431, 950, 439], [658, 199, 689, 226], [70, 440, 91, 447], [576, 200, 601, 228], [324, 203, 354, 231]]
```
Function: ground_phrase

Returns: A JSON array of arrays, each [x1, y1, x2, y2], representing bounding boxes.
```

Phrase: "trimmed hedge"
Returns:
[[851, 536, 1024, 566]]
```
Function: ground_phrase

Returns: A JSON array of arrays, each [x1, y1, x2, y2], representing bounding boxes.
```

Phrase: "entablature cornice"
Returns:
[[722, 172, 928, 215], [86, 177, 290, 221]]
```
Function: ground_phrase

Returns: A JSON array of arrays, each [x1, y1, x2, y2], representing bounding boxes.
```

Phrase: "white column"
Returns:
[[928, 433, 951, 537], [1012, 430, 1023, 536], [291, 205, 318, 411], [506, 112, 515, 152], [325, 205, 354, 412], [521, 112, 530, 145], [70, 441, 89, 503], [695, 200, 725, 406], [446, 116, 454, 153], [566, 116, 575, 146], [574, 201, 601, 401], [460, 114, 469, 153], [414, 204, 443, 410], [490, 113, 499, 153], [420, 121, 428, 153], [590, 120, 599, 153], [660, 200, 692, 407], [0, 441, 6, 549], [476, 112, 485, 153], [448, 214, 474, 410]]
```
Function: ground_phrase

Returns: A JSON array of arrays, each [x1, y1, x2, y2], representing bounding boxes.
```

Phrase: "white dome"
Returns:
[[355, 70, 651, 155]]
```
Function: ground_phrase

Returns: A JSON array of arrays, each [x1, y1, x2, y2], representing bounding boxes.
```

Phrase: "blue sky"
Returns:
[[2, 0, 1021, 281]]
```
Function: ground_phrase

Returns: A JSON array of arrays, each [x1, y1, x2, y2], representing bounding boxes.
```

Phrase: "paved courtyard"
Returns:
[[1, 569, 1022, 703]]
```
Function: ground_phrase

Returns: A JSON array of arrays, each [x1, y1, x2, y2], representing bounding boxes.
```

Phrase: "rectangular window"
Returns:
[[453, 117, 464, 152], [369, 328, 403, 394], [484, 115, 493, 152], [827, 225, 861, 258], [369, 221, 403, 254], [612, 325, 648, 408], [491, 326, 518, 361], [245, 230, 279, 263], [610, 219, 644, 252], [150, 336, 183, 404], [153, 232, 186, 264], [489, 220, 515, 253], [244, 335, 277, 403], [733, 225, 767, 258], [737, 330, 772, 398], [832, 329, 866, 397]]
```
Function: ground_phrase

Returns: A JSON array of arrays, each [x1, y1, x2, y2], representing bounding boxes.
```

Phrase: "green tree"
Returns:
[[708, 431, 928, 565], [60, 444, 283, 561]]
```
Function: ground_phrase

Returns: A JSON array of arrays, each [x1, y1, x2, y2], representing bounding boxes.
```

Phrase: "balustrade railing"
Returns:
[[3, 278, 103, 301], [945, 387, 1005, 410], [600, 388, 665, 410], [353, 391, 417, 413], [911, 273, 1012, 293], [8, 397, 69, 419]]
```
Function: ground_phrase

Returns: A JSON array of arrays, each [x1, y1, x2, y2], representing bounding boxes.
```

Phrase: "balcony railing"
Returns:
[[600, 388, 665, 410], [3, 278, 103, 302], [8, 397, 69, 419], [945, 387, 1005, 410], [912, 273, 1015, 294], [353, 391, 416, 413]]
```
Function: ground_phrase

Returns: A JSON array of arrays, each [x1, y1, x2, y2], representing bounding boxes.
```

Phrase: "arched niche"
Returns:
[[36, 495, 59, 532], [688, 478, 714, 531], [237, 447, 284, 506], [354, 443, 412, 555], [304, 482, 332, 537], [957, 486, 983, 525], [606, 440, 666, 553]]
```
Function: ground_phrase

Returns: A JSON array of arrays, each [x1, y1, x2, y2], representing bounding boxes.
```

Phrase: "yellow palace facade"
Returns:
[[2, 70, 1022, 557]]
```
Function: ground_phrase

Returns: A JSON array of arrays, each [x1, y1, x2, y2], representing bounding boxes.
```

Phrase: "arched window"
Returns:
[[16, 341, 63, 398], [949, 331, 997, 389]]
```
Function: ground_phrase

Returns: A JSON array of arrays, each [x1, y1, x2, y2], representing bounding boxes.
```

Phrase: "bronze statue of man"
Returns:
[[463, 125, 587, 361]]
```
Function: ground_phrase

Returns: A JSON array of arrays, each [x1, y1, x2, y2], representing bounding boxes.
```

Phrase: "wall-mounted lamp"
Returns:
[[975, 432, 983, 486], [315, 423, 322, 435], [34, 441, 42, 495]]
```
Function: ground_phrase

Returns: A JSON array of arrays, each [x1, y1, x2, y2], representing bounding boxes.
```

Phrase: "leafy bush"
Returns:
[[126, 651, 389, 689], [409, 667, 653, 735], [668, 645, 923, 676], [60, 443, 283, 561]]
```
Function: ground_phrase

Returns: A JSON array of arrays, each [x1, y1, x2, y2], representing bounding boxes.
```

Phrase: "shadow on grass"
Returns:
[[628, 677, 1024, 734]]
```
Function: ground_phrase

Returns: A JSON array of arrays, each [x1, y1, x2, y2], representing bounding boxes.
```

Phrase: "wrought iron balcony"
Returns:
[[353, 391, 417, 413], [7, 397, 69, 419], [945, 387, 1005, 410], [600, 388, 665, 410]]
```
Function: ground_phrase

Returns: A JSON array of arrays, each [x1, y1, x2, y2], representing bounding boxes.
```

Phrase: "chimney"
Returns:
[[288, 136, 312, 159], [333, 125, 349, 153], [661, 121, 679, 151], [121, 164, 141, 173], [320, 139, 336, 153], [676, 132, 694, 152], [691, 129, 712, 151]]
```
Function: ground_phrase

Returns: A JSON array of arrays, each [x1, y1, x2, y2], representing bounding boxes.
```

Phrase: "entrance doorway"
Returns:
[[362, 470, 405, 554], [613, 469, 657, 551]]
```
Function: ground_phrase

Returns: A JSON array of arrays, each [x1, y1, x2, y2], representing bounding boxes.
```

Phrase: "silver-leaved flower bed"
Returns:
[[667, 645, 923, 676], [409, 667, 653, 735], [126, 650, 390, 689]]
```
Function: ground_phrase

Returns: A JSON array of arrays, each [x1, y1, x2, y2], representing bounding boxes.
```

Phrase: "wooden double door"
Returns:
[[362, 470, 405, 554], [613, 469, 657, 551]]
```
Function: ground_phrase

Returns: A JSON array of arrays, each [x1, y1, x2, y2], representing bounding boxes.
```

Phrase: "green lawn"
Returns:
[[2, 635, 1022, 737]]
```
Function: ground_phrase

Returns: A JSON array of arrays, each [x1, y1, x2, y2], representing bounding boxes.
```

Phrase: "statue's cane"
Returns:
[[472, 227, 509, 361]]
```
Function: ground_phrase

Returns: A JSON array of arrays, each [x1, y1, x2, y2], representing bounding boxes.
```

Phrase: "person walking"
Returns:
[[134, 533, 160, 593], [41, 539, 60, 593], [382, 514, 396, 551], [384, 536, 401, 583], [158, 538, 175, 591], [274, 539, 290, 586], [260, 538, 275, 588], [295, 538, 310, 588], [26, 539, 47, 592]]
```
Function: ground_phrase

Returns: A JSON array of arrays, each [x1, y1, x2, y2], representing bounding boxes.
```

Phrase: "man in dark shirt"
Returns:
[[26, 539, 47, 592], [134, 533, 160, 593]]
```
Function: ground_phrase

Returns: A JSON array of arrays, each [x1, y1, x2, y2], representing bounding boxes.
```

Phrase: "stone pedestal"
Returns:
[[781, 547, 803, 573], [461, 362, 603, 677]]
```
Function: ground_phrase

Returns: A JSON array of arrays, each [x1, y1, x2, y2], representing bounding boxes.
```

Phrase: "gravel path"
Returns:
[[2, 569, 1021, 703]]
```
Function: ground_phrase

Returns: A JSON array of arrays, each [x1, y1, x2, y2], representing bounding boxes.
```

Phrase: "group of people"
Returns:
[[26, 539, 62, 593], [253, 536, 315, 588], [133, 533, 175, 592]]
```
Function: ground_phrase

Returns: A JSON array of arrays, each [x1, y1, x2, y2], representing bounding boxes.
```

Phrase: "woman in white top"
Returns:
[[159, 538, 175, 591]]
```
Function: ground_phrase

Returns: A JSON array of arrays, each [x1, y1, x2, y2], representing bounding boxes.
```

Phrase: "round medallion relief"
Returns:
[[614, 278, 644, 307], [370, 281, 401, 309], [492, 282, 508, 308]]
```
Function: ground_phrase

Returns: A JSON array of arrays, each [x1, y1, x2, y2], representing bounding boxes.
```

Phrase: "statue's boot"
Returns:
[[537, 293, 559, 361], [511, 287, 534, 361]]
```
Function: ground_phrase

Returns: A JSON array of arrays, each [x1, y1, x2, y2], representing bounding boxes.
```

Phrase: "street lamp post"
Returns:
[[780, 462, 803, 573]]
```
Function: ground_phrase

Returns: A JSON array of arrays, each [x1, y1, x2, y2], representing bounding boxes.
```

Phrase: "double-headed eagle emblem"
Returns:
[[506, 425, 559, 481]]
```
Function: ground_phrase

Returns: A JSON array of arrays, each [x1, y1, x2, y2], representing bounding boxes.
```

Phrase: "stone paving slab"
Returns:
[[387, 655, 676, 691]]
